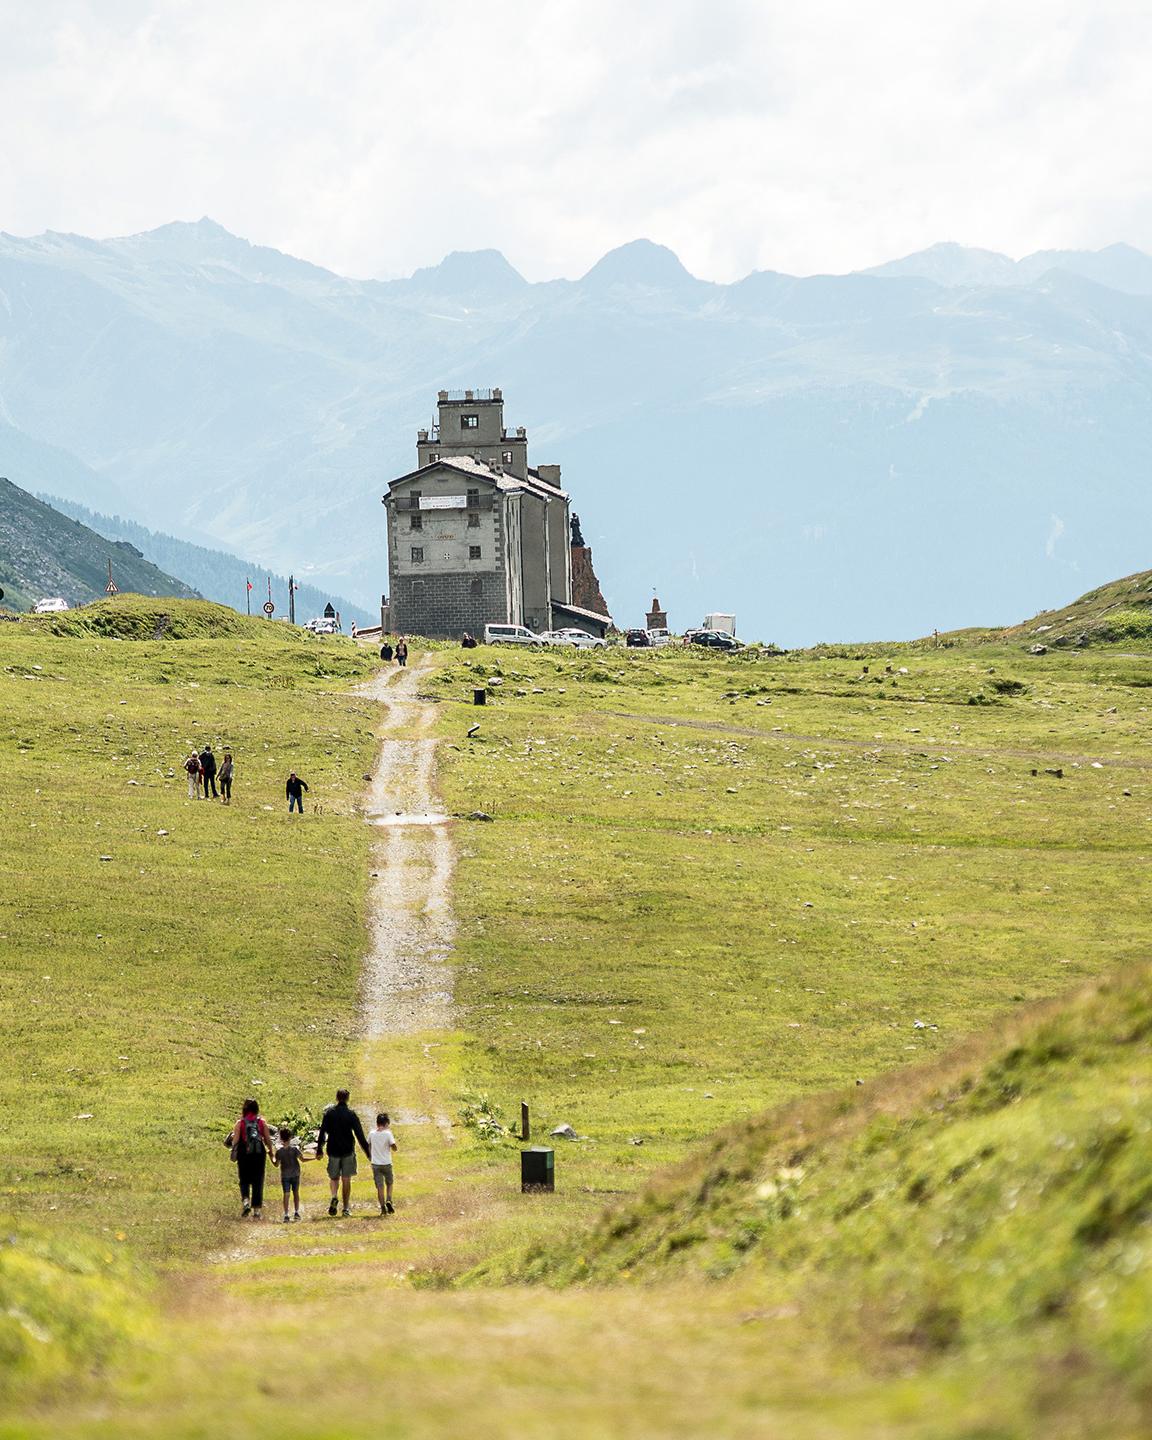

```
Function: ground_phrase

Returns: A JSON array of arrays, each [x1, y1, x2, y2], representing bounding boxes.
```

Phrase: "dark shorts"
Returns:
[[372, 1163, 394, 1186], [280, 1173, 300, 1192]]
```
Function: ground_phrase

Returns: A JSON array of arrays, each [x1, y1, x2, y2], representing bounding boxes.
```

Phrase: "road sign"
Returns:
[[263, 601, 275, 615]]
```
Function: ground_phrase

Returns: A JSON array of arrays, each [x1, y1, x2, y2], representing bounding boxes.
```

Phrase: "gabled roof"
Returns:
[[387, 454, 569, 501], [387, 456, 518, 492]]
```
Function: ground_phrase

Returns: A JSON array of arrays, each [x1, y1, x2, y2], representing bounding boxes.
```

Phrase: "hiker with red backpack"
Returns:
[[227, 1098, 274, 1218], [184, 750, 202, 799]]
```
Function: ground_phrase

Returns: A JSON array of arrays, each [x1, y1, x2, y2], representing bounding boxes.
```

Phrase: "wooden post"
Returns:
[[521, 1101, 530, 1142]]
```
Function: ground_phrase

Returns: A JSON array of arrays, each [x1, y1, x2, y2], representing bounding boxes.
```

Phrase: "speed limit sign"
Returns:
[[263, 601, 275, 615]]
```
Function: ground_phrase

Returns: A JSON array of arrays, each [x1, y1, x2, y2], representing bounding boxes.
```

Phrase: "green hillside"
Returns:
[[500, 963, 1152, 1421], [0, 477, 198, 611], [1003, 569, 1152, 647]]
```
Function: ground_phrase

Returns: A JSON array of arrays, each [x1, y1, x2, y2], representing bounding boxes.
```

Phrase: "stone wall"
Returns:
[[389, 569, 509, 639]]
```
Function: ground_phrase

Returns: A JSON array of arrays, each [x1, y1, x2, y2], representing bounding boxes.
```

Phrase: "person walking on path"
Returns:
[[370, 1113, 397, 1215], [184, 750, 202, 799], [395, 638, 409, 668], [273, 1126, 312, 1222], [315, 1088, 371, 1217], [380, 640, 394, 662], [286, 772, 309, 814], [218, 751, 234, 805], [227, 1098, 274, 1219], [200, 744, 218, 799]]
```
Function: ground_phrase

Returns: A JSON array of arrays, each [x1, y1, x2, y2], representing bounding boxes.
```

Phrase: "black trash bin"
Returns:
[[473, 688, 487, 706], [521, 1146, 554, 1193]]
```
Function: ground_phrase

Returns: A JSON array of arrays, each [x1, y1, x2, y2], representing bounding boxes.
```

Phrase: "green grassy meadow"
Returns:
[[429, 643, 1152, 1195], [0, 600, 379, 1384], [2, 599, 1151, 1437]]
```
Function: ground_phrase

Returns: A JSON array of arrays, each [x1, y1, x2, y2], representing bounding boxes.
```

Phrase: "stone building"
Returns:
[[382, 389, 610, 639]]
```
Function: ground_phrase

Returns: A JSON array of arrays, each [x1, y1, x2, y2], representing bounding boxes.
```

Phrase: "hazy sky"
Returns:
[[3, 0, 1151, 281]]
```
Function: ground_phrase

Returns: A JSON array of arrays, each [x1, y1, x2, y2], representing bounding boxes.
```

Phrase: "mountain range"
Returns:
[[2, 219, 1152, 643], [0, 477, 197, 612]]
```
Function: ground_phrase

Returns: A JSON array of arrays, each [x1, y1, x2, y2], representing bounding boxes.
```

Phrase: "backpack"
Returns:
[[243, 1115, 264, 1156]]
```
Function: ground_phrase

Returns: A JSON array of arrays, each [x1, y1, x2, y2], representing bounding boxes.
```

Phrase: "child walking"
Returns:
[[273, 1126, 311, 1222], [370, 1113, 397, 1214]]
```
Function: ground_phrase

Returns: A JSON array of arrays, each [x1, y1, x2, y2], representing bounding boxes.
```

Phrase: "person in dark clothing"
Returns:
[[395, 638, 409, 667], [218, 751, 234, 804], [200, 745, 218, 799], [315, 1087, 371, 1217], [286, 772, 309, 813], [380, 640, 394, 662], [461, 632, 477, 649], [226, 1097, 273, 1218]]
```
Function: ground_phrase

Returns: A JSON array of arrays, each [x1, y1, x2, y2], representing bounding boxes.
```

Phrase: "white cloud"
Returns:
[[3, 0, 1152, 281]]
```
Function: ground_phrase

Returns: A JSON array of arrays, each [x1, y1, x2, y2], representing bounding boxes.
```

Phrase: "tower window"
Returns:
[[427, 452, 438, 463], [410, 546, 424, 564], [470, 579, 482, 595], [468, 512, 480, 529], [409, 513, 422, 530], [466, 487, 480, 507], [461, 414, 479, 430], [502, 450, 513, 464], [469, 545, 482, 560]]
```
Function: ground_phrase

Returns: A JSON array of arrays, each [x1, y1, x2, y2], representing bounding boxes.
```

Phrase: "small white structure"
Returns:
[[33, 597, 69, 614]]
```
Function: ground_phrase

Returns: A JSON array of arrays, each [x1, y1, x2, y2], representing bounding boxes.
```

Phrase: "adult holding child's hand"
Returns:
[[315, 1087, 371, 1217]]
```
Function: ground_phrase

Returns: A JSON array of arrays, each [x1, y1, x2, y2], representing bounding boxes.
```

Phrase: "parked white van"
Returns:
[[483, 623, 544, 647], [33, 597, 69, 614]]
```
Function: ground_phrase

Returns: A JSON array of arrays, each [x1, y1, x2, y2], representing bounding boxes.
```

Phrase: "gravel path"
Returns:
[[359, 658, 456, 1038]]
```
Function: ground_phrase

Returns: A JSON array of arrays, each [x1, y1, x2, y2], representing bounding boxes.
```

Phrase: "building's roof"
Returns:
[[529, 472, 564, 501], [387, 454, 568, 501], [387, 456, 520, 493], [552, 599, 613, 626]]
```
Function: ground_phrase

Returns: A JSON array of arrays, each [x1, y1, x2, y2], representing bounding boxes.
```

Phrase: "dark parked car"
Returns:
[[685, 629, 741, 651], [625, 629, 653, 647]]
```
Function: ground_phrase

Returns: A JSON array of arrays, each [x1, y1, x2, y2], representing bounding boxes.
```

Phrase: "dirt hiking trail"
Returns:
[[213, 656, 465, 1269]]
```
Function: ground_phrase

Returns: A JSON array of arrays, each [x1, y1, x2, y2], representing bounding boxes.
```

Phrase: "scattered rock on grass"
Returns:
[[550, 1123, 579, 1140], [467, 811, 494, 822]]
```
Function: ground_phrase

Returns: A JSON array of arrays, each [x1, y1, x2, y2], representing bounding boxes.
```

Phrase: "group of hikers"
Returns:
[[226, 1089, 397, 1221], [378, 636, 409, 665], [183, 745, 311, 813], [183, 744, 234, 802]]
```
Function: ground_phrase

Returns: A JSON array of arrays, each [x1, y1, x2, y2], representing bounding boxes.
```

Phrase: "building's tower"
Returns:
[[416, 388, 528, 479]]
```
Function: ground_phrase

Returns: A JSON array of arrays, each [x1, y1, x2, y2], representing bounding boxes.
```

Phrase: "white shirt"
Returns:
[[369, 1128, 396, 1165]]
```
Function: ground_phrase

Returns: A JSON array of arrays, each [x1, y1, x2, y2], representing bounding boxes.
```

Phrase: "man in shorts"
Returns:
[[315, 1087, 371, 1217]]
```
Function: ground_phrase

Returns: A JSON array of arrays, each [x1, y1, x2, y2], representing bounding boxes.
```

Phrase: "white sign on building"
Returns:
[[419, 495, 468, 510]]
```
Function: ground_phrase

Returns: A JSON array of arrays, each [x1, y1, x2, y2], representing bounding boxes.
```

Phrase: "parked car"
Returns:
[[543, 628, 606, 650], [685, 629, 742, 651], [483, 623, 545, 647], [625, 628, 653, 648], [304, 617, 340, 635], [647, 628, 674, 647], [33, 597, 69, 614]]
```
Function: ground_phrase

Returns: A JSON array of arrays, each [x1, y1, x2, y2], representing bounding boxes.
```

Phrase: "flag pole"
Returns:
[[246, 577, 251, 616]]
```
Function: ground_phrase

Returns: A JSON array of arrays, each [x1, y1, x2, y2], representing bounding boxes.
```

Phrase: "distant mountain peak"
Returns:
[[406, 249, 526, 295], [863, 242, 1018, 287], [579, 239, 699, 289]]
